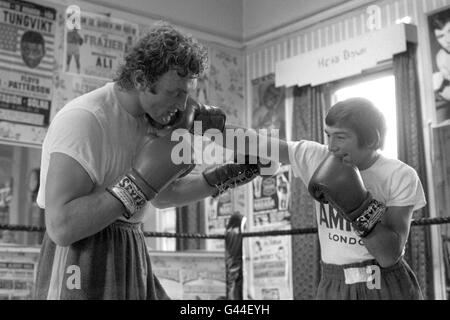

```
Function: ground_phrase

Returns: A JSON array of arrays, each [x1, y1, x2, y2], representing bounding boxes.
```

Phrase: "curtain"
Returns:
[[394, 42, 434, 299], [290, 84, 330, 299], [432, 123, 450, 288]]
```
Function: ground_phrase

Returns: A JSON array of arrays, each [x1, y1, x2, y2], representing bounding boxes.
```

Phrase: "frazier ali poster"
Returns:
[[64, 8, 138, 80]]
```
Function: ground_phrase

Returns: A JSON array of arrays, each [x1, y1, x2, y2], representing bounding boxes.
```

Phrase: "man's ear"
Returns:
[[132, 70, 148, 91], [367, 129, 381, 150]]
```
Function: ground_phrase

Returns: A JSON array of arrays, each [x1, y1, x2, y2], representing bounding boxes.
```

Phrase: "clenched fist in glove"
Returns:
[[107, 134, 193, 219], [203, 158, 274, 198], [147, 96, 226, 136], [308, 153, 386, 237]]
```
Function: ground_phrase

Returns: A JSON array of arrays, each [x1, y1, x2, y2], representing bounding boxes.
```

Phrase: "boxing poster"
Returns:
[[247, 235, 293, 300], [429, 7, 450, 123], [50, 73, 108, 121], [0, 0, 56, 127], [64, 9, 139, 80], [205, 184, 249, 251], [251, 73, 286, 139], [251, 165, 291, 228], [0, 247, 40, 300], [152, 252, 226, 300]]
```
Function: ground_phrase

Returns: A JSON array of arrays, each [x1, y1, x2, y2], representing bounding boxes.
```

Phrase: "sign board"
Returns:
[[275, 23, 417, 88]]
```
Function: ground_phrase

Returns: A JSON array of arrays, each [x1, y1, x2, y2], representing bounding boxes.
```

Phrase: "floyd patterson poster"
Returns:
[[0, 0, 56, 127]]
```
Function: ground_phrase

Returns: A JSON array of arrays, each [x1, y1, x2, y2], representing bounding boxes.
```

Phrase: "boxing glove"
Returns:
[[107, 134, 192, 219], [203, 158, 273, 198], [148, 95, 226, 136], [308, 153, 386, 237], [186, 97, 226, 135]]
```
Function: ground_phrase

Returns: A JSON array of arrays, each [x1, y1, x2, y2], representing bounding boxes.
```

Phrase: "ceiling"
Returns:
[[85, 0, 357, 43], [243, 0, 355, 42]]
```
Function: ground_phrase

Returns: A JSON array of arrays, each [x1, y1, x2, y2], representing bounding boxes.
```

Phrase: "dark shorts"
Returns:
[[316, 258, 423, 300], [34, 220, 169, 300]]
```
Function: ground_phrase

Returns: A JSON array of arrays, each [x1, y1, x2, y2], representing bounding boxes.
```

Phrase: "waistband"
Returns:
[[321, 258, 405, 282], [110, 219, 143, 230]]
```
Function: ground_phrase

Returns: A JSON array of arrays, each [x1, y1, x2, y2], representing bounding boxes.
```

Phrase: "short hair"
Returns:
[[430, 11, 450, 31], [115, 21, 208, 90], [21, 30, 45, 46], [325, 97, 387, 150]]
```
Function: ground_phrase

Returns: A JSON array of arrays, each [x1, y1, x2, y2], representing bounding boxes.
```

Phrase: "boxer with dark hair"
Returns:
[[229, 97, 426, 299]]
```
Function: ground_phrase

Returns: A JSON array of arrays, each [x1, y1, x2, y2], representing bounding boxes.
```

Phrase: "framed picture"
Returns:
[[251, 74, 286, 140], [428, 6, 450, 123]]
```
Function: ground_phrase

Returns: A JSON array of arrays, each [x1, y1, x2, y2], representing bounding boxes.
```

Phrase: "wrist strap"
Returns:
[[106, 174, 147, 219], [352, 199, 386, 238], [203, 165, 259, 198]]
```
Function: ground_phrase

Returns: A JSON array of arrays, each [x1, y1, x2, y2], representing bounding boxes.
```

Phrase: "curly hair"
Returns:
[[115, 21, 209, 90]]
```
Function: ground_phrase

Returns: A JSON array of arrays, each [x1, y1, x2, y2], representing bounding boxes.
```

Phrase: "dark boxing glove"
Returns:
[[203, 158, 273, 198], [308, 153, 386, 237], [107, 134, 192, 219], [147, 96, 226, 136], [186, 97, 226, 135]]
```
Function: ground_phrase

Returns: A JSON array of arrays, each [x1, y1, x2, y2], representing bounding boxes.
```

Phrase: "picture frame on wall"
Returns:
[[428, 6, 450, 123]]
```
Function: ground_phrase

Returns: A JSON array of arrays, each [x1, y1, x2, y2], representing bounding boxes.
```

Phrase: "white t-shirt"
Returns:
[[37, 82, 151, 222], [288, 140, 427, 265]]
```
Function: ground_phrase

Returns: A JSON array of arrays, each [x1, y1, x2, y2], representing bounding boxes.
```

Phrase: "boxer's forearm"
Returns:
[[151, 174, 216, 208], [46, 190, 125, 246], [361, 223, 404, 268], [209, 124, 290, 165], [361, 205, 412, 268]]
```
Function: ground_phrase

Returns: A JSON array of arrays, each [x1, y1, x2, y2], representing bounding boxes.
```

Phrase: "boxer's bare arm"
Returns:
[[151, 172, 216, 208], [45, 153, 125, 246], [209, 124, 290, 165]]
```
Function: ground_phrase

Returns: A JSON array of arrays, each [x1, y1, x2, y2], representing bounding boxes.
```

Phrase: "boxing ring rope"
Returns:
[[1, 215, 450, 299], [3, 215, 450, 236]]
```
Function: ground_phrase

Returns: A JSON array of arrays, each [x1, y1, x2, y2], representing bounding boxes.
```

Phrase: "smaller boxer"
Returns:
[[224, 97, 426, 300]]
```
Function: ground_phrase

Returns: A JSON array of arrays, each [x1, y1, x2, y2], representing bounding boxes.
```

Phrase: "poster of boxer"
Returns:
[[429, 6, 450, 122], [247, 235, 293, 300], [252, 165, 291, 228], [0, 0, 56, 127], [64, 10, 138, 80], [251, 73, 286, 139], [246, 165, 293, 299], [205, 184, 248, 251]]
